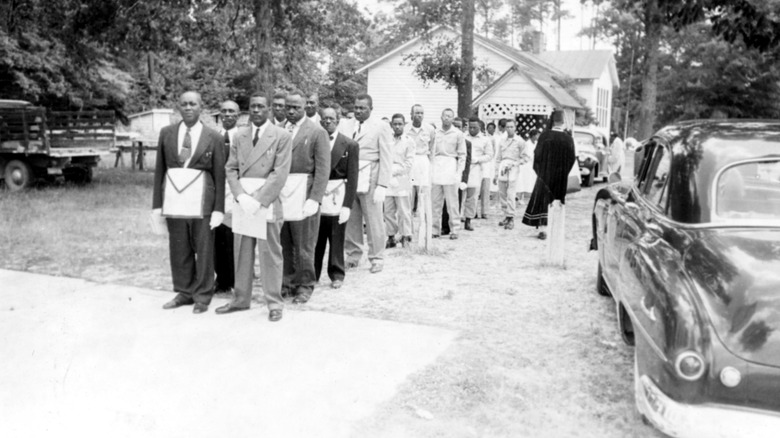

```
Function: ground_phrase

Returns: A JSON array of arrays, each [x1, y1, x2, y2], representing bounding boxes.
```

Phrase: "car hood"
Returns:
[[684, 229, 780, 367]]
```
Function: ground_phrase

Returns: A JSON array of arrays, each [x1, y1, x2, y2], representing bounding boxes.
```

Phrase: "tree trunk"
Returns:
[[638, 0, 660, 139], [459, 0, 475, 118], [253, 0, 276, 92]]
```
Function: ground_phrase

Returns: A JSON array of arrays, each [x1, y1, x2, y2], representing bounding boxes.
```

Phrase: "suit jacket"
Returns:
[[329, 132, 360, 209], [152, 121, 226, 213], [388, 134, 414, 195], [352, 115, 393, 188], [225, 122, 292, 222], [288, 117, 331, 203]]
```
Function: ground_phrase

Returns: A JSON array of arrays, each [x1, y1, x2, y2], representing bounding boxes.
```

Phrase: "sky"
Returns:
[[353, 0, 613, 52]]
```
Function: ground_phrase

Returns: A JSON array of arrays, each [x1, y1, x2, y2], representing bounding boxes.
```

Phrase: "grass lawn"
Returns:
[[0, 163, 663, 438]]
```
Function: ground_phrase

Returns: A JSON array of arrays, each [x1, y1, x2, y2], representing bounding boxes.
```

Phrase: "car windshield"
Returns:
[[716, 160, 780, 220], [574, 132, 595, 146]]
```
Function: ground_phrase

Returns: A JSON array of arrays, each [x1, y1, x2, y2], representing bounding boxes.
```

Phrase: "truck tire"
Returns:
[[3, 160, 33, 191], [583, 165, 595, 187]]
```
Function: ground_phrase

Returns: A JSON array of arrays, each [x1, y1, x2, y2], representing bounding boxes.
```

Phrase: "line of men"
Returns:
[[151, 89, 564, 322]]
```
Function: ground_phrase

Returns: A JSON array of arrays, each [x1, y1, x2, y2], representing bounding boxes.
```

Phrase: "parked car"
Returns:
[[573, 126, 608, 187], [591, 120, 780, 438]]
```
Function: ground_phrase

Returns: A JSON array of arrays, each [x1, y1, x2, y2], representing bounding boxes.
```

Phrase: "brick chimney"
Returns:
[[531, 31, 545, 54]]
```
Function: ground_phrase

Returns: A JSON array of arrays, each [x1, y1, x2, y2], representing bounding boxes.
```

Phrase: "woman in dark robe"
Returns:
[[521, 110, 576, 239]]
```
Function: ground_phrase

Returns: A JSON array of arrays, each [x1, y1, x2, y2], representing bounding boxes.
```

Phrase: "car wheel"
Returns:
[[596, 262, 611, 297], [3, 159, 34, 191], [617, 302, 635, 346]]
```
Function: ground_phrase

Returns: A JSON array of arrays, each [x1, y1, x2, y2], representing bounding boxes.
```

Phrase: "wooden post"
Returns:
[[130, 141, 137, 171], [137, 141, 145, 170]]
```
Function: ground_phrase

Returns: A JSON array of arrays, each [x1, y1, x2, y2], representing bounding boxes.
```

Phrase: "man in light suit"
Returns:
[[305, 93, 321, 125], [345, 93, 393, 273], [280, 91, 330, 304], [152, 91, 226, 314], [314, 106, 359, 289], [214, 100, 239, 294], [431, 108, 467, 239], [217, 92, 291, 322]]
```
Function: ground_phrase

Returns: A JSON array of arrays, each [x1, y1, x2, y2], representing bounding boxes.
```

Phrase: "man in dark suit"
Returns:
[[217, 92, 291, 322], [281, 91, 331, 304], [214, 100, 239, 294], [152, 91, 226, 314], [314, 106, 359, 289]]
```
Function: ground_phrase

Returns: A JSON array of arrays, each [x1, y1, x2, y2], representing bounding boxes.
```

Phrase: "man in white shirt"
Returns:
[[404, 104, 435, 214], [214, 100, 239, 294], [430, 108, 467, 239], [463, 116, 493, 231]]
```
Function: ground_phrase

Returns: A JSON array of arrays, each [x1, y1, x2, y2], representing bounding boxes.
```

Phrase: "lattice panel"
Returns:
[[515, 114, 547, 138], [478, 103, 551, 119]]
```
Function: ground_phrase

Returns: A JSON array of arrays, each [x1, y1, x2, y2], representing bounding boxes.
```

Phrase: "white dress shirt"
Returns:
[[178, 121, 203, 168]]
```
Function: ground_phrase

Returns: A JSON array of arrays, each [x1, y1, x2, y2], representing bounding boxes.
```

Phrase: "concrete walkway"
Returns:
[[0, 270, 457, 438]]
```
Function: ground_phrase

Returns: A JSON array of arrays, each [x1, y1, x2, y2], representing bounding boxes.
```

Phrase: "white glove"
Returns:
[[303, 199, 319, 217], [338, 207, 351, 224], [209, 212, 224, 229], [459, 182, 467, 191], [237, 194, 261, 215], [373, 185, 386, 204]]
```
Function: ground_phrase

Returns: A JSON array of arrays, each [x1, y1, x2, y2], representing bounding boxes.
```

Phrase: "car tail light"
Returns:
[[675, 351, 706, 381], [719, 367, 742, 388]]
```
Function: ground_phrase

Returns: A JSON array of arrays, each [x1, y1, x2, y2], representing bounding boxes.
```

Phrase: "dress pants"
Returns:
[[166, 216, 214, 305], [345, 183, 386, 265], [281, 212, 320, 296], [432, 183, 459, 235], [384, 195, 412, 237], [478, 178, 491, 216], [499, 180, 518, 217], [214, 223, 234, 291], [233, 221, 283, 311], [463, 187, 479, 219], [314, 215, 346, 282], [442, 186, 466, 234]]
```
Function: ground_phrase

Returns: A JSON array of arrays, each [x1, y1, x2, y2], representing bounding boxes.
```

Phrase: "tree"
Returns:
[[460, 0, 475, 117]]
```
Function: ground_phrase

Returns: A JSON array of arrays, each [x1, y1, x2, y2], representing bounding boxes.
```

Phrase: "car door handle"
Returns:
[[641, 296, 657, 322]]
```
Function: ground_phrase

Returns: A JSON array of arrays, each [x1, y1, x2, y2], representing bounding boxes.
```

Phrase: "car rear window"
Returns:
[[716, 160, 780, 220]]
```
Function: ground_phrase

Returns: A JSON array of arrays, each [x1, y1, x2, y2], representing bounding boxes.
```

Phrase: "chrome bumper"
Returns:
[[636, 374, 780, 438]]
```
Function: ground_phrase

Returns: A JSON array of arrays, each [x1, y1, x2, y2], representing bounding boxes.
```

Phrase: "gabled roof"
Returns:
[[536, 50, 620, 87], [356, 26, 564, 78], [472, 65, 582, 109]]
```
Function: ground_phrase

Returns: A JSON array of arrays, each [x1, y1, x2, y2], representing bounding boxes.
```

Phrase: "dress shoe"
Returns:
[[192, 303, 209, 314], [432, 234, 440, 239], [464, 218, 474, 231], [162, 297, 193, 310], [498, 217, 509, 226], [538, 231, 547, 240], [480, 214, 488, 219], [268, 309, 283, 322], [346, 261, 358, 269], [293, 293, 311, 304], [370, 262, 383, 273], [215, 302, 250, 314], [504, 217, 515, 230], [400, 235, 412, 247], [449, 233, 458, 240], [385, 236, 397, 249], [331, 280, 343, 289]]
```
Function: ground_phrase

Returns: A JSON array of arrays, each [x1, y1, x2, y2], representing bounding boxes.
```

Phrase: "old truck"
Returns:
[[0, 99, 116, 190]]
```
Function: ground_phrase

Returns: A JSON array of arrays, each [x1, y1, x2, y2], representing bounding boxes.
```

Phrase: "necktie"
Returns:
[[287, 122, 295, 133], [329, 135, 334, 141], [253, 127, 259, 146], [353, 122, 362, 139], [223, 130, 230, 147], [179, 127, 192, 163]]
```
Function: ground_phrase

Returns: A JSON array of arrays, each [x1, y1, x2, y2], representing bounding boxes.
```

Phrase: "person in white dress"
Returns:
[[516, 129, 540, 204]]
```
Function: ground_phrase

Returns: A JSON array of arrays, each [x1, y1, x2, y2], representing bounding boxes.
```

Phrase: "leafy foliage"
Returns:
[[401, 34, 495, 91]]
